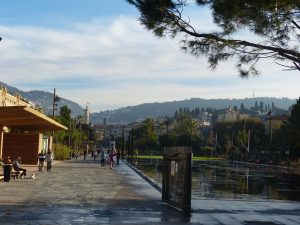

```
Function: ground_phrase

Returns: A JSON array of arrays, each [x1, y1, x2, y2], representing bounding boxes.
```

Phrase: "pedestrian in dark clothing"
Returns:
[[83, 150, 87, 160], [100, 150, 106, 168], [38, 151, 46, 172], [109, 150, 115, 169], [116, 151, 121, 165], [46, 149, 54, 171]]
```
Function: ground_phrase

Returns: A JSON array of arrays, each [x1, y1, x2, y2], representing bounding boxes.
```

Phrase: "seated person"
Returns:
[[12, 157, 27, 178]]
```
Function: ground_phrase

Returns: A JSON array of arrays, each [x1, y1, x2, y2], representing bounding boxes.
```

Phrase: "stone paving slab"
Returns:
[[0, 159, 299, 225]]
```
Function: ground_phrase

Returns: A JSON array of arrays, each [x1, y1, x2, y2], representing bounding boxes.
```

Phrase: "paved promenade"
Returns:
[[0, 159, 299, 225]]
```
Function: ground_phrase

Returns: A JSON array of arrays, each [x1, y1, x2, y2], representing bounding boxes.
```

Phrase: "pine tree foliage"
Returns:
[[127, 0, 300, 77], [288, 98, 300, 160]]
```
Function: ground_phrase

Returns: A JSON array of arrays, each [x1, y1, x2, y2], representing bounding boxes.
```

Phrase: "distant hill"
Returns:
[[1, 81, 296, 124], [0, 81, 84, 116], [91, 97, 297, 124]]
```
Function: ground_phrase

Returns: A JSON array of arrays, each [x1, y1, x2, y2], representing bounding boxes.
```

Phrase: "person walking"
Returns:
[[93, 150, 98, 160], [116, 151, 121, 165], [38, 151, 46, 172], [108, 150, 115, 169], [83, 149, 87, 160], [100, 149, 106, 168], [46, 148, 54, 171]]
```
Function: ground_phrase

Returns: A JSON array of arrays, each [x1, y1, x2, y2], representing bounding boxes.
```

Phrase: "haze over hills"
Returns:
[[1, 81, 297, 124]]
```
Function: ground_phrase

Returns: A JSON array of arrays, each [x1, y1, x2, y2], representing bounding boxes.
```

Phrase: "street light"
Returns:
[[52, 88, 60, 118], [52, 88, 60, 147], [266, 111, 272, 148]]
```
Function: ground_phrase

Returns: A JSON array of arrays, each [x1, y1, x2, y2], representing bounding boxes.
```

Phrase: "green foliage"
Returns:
[[200, 146, 215, 157], [135, 155, 221, 160], [158, 114, 203, 153], [289, 98, 300, 160], [128, 0, 300, 76], [175, 114, 198, 136], [133, 118, 158, 151], [52, 106, 96, 153], [213, 118, 265, 159], [159, 133, 177, 147], [59, 106, 71, 127], [54, 144, 71, 160], [271, 121, 290, 161], [80, 123, 97, 144], [192, 156, 221, 161]]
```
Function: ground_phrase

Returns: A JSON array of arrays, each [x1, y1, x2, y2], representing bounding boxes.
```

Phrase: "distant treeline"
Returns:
[[174, 100, 290, 123], [92, 97, 296, 124]]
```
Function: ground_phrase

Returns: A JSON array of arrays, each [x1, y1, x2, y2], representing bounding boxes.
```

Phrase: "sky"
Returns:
[[0, 0, 299, 112]]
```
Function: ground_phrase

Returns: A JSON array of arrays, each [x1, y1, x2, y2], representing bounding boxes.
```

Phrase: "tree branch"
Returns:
[[292, 20, 300, 30], [172, 15, 300, 63]]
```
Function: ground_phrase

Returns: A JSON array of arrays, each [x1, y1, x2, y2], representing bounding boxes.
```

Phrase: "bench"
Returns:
[[0, 169, 21, 180], [12, 170, 21, 179]]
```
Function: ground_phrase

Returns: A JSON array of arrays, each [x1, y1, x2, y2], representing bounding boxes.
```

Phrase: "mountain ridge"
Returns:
[[91, 97, 297, 124], [0, 81, 84, 116], [1, 81, 296, 124]]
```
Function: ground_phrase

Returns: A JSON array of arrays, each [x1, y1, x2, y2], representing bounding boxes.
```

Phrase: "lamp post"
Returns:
[[121, 126, 125, 158], [69, 117, 72, 152], [265, 111, 272, 161], [52, 88, 60, 147], [266, 111, 272, 148], [52, 88, 60, 118], [130, 124, 134, 158]]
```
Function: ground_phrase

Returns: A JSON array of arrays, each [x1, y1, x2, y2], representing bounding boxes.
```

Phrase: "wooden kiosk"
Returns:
[[0, 106, 67, 164]]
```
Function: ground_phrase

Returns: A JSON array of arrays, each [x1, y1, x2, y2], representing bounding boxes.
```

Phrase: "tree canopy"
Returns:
[[127, 0, 300, 77], [289, 98, 300, 160]]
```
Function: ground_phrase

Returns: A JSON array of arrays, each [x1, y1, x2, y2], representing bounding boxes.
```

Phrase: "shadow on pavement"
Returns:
[[0, 199, 191, 224]]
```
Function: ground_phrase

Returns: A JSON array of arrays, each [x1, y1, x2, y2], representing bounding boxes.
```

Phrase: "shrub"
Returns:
[[201, 146, 216, 157], [53, 144, 71, 160]]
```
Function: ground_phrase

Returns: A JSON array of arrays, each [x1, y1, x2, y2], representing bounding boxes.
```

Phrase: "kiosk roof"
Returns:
[[0, 106, 68, 131]]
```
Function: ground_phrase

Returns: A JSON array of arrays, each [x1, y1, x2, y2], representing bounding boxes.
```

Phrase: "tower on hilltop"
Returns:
[[83, 103, 90, 124]]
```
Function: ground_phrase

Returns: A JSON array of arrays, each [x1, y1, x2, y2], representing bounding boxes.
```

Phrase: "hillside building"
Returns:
[[0, 86, 31, 107], [217, 107, 249, 122]]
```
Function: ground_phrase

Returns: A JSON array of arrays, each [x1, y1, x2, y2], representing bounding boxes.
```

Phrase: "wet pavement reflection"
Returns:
[[0, 159, 299, 224], [130, 159, 300, 201]]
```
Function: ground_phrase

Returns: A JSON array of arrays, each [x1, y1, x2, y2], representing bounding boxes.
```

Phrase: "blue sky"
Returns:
[[0, 1, 299, 112]]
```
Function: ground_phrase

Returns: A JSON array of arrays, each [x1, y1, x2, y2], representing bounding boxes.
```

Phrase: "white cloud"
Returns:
[[0, 15, 299, 112]]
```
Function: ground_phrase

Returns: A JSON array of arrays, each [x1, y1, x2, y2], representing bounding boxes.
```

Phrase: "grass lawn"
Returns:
[[135, 155, 222, 161]]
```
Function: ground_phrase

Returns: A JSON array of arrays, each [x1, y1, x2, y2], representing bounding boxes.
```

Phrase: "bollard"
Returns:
[[3, 164, 12, 182]]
